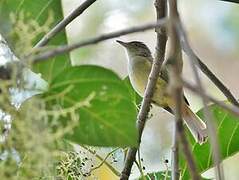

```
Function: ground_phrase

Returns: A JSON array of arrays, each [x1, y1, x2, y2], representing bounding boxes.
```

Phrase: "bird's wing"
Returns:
[[159, 65, 190, 106]]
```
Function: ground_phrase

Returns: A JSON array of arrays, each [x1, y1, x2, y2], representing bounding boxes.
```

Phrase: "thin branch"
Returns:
[[176, 19, 224, 180], [134, 159, 146, 180], [180, 27, 239, 107], [167, 1, 182, 180], [154, 0, 167, 63], [137, 149, 146, 179], [168, 1, 200, 180], [89, 147, 119, 173], [171, 76, 200, 180], [81, 145, 120, 176], [120, 1, 168, 179], [171, 124, 180, 180], [120, 147, 137, 180], [169, 25, 180, 180], [34, 0, 98, 48], [30, 18, 167, 62], [182, 80, 239, 117]]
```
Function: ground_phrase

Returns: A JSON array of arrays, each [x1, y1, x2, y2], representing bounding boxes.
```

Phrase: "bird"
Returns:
[[116, 40, 208, 144]]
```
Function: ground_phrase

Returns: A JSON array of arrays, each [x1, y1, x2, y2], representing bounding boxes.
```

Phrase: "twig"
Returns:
[[134, 160, 146, 180], [120, 148, 137, 180], [80, 145, 120, 176], [34, 0, 98, 47], [137, 149, 146, 179], [168, 1, 200, 180], [176, 17, 224, 180], [181, 36, 239, 107], [120, 1, 168, 179], [30, 18, 167, 62], [171, 125, 180, 180], [89, 147, 119, 173], [182, 80, 239, 117]]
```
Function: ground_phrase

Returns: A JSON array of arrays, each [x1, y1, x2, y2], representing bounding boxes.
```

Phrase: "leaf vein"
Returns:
[[226, 122, 239, 156]]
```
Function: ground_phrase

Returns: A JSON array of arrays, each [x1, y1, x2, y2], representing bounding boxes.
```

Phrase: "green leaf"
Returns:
[[180, 103, 239, 179], [0, 0, 70, 81], [43, 65, 138, 147]]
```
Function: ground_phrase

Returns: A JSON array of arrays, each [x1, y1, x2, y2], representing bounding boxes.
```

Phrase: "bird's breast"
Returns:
[[128, 56, 171, 107], [128, 56, 151, 96]]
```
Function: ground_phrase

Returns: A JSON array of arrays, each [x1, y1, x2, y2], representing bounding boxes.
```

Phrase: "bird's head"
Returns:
[[116, 40, 152, 59]]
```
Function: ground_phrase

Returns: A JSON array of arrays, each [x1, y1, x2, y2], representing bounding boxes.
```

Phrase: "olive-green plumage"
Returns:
[[117, 40, 208, 144]]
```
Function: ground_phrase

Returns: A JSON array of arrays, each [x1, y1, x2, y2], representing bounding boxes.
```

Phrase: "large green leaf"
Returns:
[[43, 65, 138, 147], [181, 103, 239, 179], [0, 0, 70, 81]]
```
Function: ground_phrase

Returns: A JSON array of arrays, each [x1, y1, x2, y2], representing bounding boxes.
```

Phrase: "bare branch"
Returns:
[[171, 76, 200, 180], [35, 0, 98, 48], [30, 18, 167, 62], [154, 0, 167, 63], [171, 123, 180, 180], [120, 1, 168, 179], [168, 1, 199, 179], [176, 19, 224, 180], [167, 1, 181, 179]]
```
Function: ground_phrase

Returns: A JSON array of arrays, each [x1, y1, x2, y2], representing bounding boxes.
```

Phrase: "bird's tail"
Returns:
[[181, 104, 208, 144]]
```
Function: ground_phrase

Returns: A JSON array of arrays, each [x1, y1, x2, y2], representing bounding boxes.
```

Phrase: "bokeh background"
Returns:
[[61, 0, 239, 179]]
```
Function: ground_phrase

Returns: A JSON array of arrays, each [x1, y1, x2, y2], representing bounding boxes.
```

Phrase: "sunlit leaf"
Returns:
[[43, 65, 138, 147]]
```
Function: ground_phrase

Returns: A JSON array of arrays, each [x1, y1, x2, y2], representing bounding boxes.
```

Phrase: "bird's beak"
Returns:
[[116, 40, 128, 47]]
